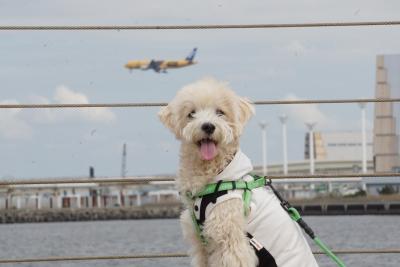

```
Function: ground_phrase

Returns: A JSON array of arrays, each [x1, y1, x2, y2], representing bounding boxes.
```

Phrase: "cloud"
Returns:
[[29, 85, 116, 124], [0, 86, 115, 140], [283, 93, 330, 127], [29, 95, 57, 123], [0, 100, 33, 139], [53, 85, 115, 123], [281, 94, 375, 133]]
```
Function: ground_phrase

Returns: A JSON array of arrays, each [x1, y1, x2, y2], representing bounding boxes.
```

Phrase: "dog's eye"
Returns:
[[216, 109, 225, 117], [188, 110, 196, 119]]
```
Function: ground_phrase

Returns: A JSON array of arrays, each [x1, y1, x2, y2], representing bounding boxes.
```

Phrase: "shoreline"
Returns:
[[0, 203, 181, 224], [1, 197, 400, 224]]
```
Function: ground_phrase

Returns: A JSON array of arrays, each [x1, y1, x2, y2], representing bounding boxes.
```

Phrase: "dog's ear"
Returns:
[[158, 105, 175, 131], [238, 97, 255, 126], [159, 105, 182, 138]]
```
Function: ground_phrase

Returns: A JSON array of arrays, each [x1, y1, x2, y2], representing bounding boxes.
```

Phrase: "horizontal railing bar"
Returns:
[[1, 21, 400, 31], [267, 173, 400, 179], [253, 98, 400, 105], [0, 98, 400, 109], [0, 103, 167, 109], [0, 253, 187, 264], [0, 249, 399, 264], [0, 176, 176, 187], [1, 173, 399, 187]]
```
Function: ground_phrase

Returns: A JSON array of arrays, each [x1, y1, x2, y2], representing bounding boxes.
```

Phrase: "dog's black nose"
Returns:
[[201, 123, 216, 135]]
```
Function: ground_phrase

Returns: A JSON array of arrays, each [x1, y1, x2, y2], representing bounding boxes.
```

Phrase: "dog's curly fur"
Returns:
[[159, 78, 257, 267]]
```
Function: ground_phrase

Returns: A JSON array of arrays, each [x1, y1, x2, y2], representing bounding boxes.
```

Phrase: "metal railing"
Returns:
[[1, 15, 399, 266], [0, 249, 399, 264], [0, 173, 399, 187], [1, 21, 400, 31], [0, 98, 399, 109]]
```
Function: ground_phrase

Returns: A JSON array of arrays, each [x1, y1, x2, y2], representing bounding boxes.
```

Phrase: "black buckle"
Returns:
[[280, 200, 292, 212]]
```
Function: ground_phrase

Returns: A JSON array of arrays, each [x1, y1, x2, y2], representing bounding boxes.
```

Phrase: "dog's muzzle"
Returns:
[[201, 122, 216, 135]]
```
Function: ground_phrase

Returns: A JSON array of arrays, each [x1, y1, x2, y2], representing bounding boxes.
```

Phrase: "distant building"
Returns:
[[0, 177, 179, 210], [304, 131, 373, 161], [258, 131, 374, 177], [374, 55, 400, 172], [255, 160, 374, 176], [254, 131, 375, 199]]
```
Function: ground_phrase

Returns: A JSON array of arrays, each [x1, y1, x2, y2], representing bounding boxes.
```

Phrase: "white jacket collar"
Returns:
[[214, 150, 253, 182]]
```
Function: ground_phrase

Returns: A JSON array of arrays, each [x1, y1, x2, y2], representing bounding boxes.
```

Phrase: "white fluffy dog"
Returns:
[[159, 78, 318, 267]]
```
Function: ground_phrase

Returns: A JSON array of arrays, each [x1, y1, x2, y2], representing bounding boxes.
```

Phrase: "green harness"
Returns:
[[186, 174, 346, 267]]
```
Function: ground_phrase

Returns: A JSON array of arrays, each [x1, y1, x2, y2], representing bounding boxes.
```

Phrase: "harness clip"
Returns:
[[280, 200, 291, 212]]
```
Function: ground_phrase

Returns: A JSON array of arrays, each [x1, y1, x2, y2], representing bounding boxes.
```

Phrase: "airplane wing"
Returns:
[[148, 60, 164, 72]]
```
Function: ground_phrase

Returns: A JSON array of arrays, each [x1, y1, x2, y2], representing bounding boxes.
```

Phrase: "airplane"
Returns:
[[124, 48, 197, 73]]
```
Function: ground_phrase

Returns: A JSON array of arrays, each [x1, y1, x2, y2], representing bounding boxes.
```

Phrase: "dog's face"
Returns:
[[159, 78, 254, 161]]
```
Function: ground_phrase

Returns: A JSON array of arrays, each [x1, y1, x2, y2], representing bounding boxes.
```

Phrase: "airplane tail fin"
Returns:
[[185, 48, 197, 62]]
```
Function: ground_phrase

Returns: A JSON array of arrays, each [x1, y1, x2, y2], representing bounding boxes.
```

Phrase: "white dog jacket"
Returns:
[[192, 150, 319, 267]]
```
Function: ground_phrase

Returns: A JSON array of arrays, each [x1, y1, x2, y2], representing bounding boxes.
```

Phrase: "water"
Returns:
[[0, 216, 399, 267]]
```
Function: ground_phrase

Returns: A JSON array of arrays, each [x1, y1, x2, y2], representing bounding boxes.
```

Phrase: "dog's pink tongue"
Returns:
[[200, 141, 217, 161]]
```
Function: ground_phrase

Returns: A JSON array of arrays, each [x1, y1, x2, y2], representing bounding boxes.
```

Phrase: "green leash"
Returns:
[[263, 178, 347, 267], [285, 207, 346, 267], [188, 175, 347, 267]]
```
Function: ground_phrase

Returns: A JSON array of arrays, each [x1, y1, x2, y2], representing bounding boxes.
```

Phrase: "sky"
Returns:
[[0, 0, 400, 179]]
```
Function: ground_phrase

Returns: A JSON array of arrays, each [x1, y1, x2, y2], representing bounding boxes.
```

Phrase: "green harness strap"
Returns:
[[187, 176, 264, 244], [187, 175, 346, 267], [193, 175, 266, 216]]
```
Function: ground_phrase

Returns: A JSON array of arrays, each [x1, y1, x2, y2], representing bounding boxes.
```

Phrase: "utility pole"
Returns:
[[121, 143, 127, 178], [359, 103, 368, 192], [359, 103, 368, 174], [259, 121, 268, 176], [279, 114, 289, 175], [119, 143, 128, 207]]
